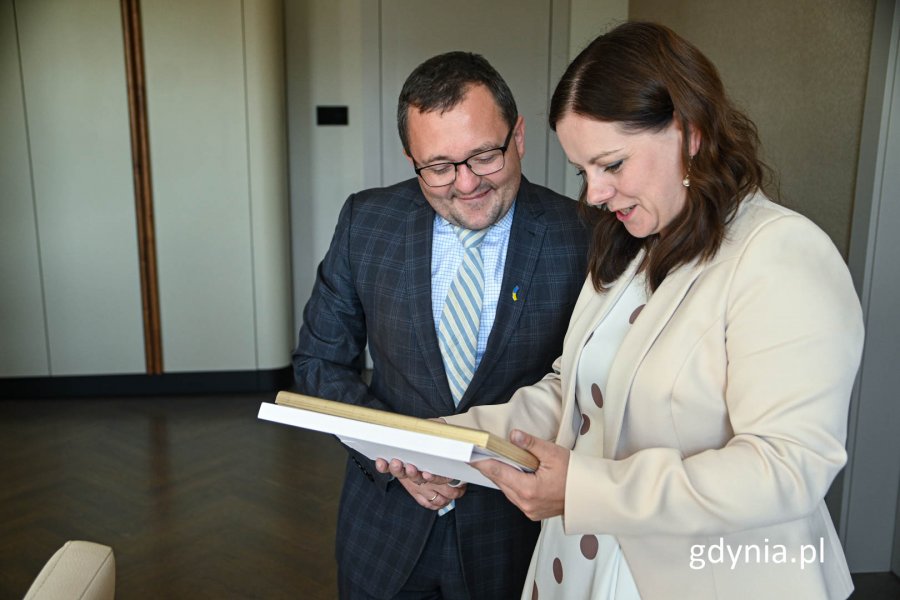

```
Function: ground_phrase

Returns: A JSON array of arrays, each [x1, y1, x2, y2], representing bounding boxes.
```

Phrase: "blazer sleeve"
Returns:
[[563, 214, 865, 536], [445, 354, 565, 443], [292, 195, 394, 489], [292, 195, 383, 409]]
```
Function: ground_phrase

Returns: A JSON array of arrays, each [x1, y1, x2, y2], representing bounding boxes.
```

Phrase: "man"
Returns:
[[292, 51, 589, 599]]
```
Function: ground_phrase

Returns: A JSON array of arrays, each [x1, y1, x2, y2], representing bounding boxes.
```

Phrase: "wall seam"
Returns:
[[544, 0, 554, 186], [377, 0, 384, 186], [241, 0, 260, 370], [12, 0, 53, 375]]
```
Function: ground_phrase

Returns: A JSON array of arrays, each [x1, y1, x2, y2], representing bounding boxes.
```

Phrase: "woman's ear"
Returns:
[[687, 122, 701, 157], [674, 113, 701, 158]]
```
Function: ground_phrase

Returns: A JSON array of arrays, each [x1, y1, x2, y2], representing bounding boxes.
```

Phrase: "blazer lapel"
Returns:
[[406, 201, 456, 412], [457, 183, 545, 412], [554, 256, 644, 449], [602, 259, 704, 457]]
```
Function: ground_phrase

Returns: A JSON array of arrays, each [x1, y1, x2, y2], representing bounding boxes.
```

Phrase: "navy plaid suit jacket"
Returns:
[[293, 176, 589, 599]]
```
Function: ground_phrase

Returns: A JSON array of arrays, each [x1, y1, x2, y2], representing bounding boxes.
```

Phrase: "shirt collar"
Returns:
[[434, 201, 516, 241]]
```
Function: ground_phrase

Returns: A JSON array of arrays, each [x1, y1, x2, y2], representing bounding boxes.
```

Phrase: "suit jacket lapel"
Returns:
[[406, 199, 456, 412], [458, 181, 546, 412]]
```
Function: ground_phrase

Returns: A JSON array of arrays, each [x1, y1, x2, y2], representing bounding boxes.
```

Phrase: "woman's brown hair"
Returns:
[[550, 21, 772, 291]]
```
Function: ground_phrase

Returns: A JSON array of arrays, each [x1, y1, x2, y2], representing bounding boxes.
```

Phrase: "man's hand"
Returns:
[[375, 457, 455, 485], [375, 457, 467, 510], [469, 429, 568, 521], [395, 475, 467, 510]]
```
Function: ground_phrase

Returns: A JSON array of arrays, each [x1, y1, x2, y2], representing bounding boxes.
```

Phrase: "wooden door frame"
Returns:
[[121, 0, 162, 374]]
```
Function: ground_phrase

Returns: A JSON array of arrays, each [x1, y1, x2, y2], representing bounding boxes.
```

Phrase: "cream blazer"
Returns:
[[446, 193, 864, 599]]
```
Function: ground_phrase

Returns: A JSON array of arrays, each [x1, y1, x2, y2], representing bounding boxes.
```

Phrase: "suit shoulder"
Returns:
[[524, 180, 579, 212], [349, 178, 423, 211], [520, 180, 583, 226]]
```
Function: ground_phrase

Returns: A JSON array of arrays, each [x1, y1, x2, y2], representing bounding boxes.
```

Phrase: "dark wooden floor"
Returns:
[[1, 393, 899, 599], [0, 393, 345, 599]]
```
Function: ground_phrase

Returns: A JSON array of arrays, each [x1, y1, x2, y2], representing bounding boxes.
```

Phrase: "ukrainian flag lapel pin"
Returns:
[[512, 285, 520, 302]]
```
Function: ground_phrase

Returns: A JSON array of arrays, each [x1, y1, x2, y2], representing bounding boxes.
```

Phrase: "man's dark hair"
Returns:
[[397, 51, 518, 156]]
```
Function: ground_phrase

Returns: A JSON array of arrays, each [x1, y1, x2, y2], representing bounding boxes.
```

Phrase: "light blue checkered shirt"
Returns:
[[431, 204, 514, 515], [431, 203, 515, 372]]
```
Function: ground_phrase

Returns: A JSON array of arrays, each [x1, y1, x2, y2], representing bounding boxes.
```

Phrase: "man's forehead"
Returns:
[[407, 97, 506, 137], [408, 82, 476, 117]]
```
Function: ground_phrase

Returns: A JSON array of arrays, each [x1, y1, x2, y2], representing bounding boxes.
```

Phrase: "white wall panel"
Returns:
[[0, 0, 49, 377], [16, 0, 145, 376], [563, 0, 628, 200], [244, 0, 293, 369], [378, 0, 556, 189], [142, 0, 256, 372], [285, 0, 367, 333]]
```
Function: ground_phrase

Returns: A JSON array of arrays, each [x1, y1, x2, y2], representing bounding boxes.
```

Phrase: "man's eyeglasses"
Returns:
[[413, 126, 515, 187]]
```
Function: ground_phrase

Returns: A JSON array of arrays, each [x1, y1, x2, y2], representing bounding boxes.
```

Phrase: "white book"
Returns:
[[257, 392, 537, 489]]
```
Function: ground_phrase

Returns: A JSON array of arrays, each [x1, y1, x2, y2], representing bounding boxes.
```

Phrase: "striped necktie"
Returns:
[[438, 226, 488, 407]]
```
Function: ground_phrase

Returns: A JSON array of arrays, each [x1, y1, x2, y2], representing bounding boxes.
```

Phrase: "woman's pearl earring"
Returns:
[[682, 155, 695, 188]]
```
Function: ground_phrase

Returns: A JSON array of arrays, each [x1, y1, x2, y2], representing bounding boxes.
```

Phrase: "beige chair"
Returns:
[[23, 541, 115, 600]]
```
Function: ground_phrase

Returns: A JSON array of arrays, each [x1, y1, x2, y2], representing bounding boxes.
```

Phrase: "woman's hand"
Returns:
[[470, 429, 569, 521]]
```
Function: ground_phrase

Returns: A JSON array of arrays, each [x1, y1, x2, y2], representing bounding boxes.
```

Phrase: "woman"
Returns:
[[383, 21, 864, 599]]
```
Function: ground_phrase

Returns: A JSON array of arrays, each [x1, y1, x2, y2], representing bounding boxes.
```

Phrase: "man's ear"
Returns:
[[513, 115, 526, 159]]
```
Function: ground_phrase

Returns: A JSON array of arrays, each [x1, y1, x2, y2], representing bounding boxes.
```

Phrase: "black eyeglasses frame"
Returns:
[[413, 125, 516, 187]]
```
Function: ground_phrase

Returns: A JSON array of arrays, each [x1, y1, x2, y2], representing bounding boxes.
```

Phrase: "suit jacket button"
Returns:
[[353, 456, 375, 482]]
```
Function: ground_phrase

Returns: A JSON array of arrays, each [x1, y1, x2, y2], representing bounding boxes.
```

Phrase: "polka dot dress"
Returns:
[[524, 272, 647, 600]]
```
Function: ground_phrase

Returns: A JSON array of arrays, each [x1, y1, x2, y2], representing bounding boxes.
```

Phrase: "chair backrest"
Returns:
[[24, 541, 115, 600]]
